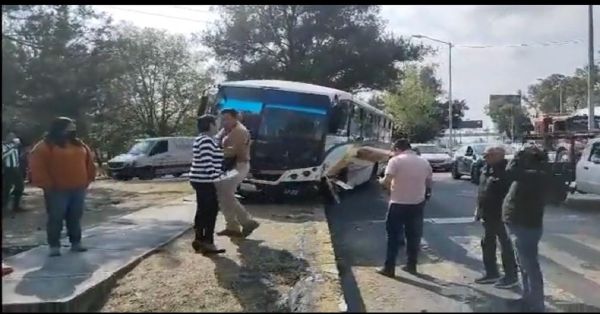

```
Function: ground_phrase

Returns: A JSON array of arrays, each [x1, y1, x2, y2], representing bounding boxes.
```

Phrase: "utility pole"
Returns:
[[411, 34, 454, 148], [448, 42, 453, 148], [588, 5, 595, 130]]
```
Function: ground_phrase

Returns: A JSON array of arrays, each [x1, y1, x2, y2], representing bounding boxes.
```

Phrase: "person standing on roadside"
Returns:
[[503, 145, 549, 312], [474, 145, 518, 288], [214, 109, 260, 238], [189, 115, 227, 255], [2, 132, 25, 213], [377, 139, 432, 277], [29, 117, 96, 257]]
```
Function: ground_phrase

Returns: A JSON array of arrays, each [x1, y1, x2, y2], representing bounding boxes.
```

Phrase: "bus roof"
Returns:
[[219, 80, 393, 120]]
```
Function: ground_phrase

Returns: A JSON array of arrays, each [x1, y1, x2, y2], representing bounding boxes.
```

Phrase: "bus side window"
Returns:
[[349, 105, 363, 140], [328, 100, 350, 136]]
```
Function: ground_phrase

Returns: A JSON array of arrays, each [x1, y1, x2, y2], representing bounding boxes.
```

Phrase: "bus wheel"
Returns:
[[139, 167, 155, 180], [173, 172, 183, 178], [115, 175, 132, 181]]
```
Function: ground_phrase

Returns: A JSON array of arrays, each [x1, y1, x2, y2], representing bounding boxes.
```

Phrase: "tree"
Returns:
[[203, 5, 426, 91], [485, 94, 531, 139], [526, 64, 600, 116], [107, 25, 213, 138], [2, 5, 116, 144], [383, 65, 440, 142]]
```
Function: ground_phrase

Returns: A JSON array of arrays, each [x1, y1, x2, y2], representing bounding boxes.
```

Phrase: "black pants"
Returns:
[[384, 202, 425, 269], [481, 217, 517, 278], [2, 167, 24, 211], [191, 182, 219, 244]]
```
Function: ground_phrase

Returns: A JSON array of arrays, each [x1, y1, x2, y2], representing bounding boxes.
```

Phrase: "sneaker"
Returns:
[[242, 220, 260, 238], [376, 267, 395, 278], [49, 247, 61, 257], [474, 274, 501, 284], [216, 229, 244, 237], [494, 276, 519, 289], [71, 244, 88, 252]]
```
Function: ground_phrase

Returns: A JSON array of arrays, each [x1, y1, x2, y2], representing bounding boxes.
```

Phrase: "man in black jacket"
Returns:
[[503, 145, 549, 312], [474, 145, 518, 288]]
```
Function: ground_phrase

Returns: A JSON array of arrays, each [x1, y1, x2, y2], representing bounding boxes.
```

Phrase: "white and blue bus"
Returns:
[[203, 80, 394, 196]]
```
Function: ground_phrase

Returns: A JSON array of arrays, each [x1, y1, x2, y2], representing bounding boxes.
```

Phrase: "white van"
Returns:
[[575, 137, 600, 195], [107, 137, 195, 180]]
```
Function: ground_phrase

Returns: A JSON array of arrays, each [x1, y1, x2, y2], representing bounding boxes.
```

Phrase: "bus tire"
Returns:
[[115, 175, 132, 181]]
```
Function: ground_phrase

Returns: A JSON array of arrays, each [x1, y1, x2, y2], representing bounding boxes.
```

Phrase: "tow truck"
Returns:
[[522, 113, 600, 204]]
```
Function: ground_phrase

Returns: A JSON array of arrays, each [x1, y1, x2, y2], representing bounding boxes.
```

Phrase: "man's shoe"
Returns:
[[200, 243, 226, 255], [474, 274, 501, 284], [401, 264, 417, 274], [216, 229, 244, 237], [49, 247, 61, 257], [376, 267, 395, 278], [494, 276, 519, 289], [242, 220, 260, 238], [71, 244, 88, 252]]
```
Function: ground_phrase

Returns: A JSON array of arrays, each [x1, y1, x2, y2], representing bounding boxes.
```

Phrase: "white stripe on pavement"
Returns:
[[539, 240, 600, 283]]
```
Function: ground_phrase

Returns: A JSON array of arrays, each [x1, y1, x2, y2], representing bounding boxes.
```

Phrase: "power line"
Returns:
[[102, 6, 212, 24], [169, 5, 212, 14], [455, 39, 584, 49]]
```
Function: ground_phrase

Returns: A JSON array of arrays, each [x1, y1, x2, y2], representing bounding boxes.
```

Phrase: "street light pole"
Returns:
[[411, 34, 454, 148], [588, 5, 595, 130], [448, 42, 453, 149]]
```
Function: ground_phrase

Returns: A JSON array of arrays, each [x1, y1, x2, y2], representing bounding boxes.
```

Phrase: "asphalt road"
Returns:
[[326, 172, 600, 312]]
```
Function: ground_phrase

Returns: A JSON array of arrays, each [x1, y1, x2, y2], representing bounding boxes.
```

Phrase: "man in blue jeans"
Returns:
[[377, 139, 432, 277], [502, 146, 549, 312]]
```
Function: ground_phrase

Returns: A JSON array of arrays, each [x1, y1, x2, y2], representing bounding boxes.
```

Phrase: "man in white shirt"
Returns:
[[378, 139, 433, 276]]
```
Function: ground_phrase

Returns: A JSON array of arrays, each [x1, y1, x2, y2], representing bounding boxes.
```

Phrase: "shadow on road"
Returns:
[[210, 238, 311, 312]]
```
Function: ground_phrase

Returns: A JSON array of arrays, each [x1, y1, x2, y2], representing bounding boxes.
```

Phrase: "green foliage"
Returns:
[[203, 5, 426, 91], [2, 6, 212, 160], [485, 94, 531, 139], [526, 65, 600, 115], [383, 64, 468, 142]]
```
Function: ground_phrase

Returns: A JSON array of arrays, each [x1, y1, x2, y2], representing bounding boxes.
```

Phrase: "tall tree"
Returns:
[[526, 64, 600, 116], [2, 5, 116, 143], [203, 5, 426, 91], [485, 94, 531, 139], [107, 25, 213, 137], [383, 65, 440, 142]]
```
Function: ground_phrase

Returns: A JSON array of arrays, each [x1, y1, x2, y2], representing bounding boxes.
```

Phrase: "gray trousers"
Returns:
[[215, 162, 253, 232]]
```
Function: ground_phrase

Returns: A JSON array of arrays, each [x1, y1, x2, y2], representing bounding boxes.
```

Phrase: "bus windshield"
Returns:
[[215, 86, 331, 141], [259, 105, 327, 141]]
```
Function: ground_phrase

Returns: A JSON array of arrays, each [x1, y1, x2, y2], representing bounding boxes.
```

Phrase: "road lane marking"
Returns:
[[539, 241, 600, 283], [558, 234, 600, 252]]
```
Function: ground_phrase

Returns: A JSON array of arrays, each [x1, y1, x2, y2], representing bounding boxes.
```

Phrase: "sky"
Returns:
[[93, 5, 600, 129]]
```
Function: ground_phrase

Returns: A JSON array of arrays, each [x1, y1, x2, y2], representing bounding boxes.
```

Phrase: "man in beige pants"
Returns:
[[215, 109, 260, 238]]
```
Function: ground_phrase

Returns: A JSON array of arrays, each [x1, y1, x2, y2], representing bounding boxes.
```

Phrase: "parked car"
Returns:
[[412, 144, 453, 172], [107, 137, 195, 180], [575, 137, 600, 195], [451, 143, 515, 184]]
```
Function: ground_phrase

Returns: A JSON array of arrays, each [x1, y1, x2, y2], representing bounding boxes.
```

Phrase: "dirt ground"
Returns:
[[2, 177, 193, 255], [99, 199, 343, 312]]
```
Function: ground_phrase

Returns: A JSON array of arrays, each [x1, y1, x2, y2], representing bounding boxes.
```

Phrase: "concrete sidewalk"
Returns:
[[2, 195, 344, 312], [2, 196, 197, 312]]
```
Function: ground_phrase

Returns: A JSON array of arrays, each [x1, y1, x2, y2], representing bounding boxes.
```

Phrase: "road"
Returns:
[[326, 172, 600, 312]]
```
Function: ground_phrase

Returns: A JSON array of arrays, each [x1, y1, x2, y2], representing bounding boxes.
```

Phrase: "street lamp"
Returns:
[[412, 34, 454, 148]]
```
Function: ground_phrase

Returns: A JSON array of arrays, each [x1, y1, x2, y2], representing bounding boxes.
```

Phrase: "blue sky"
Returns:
[[93, 5, 600, 128]]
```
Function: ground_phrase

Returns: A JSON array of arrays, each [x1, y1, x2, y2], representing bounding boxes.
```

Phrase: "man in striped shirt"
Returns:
[[189, 115, 227, 255], [2, 132, 25, 212]]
